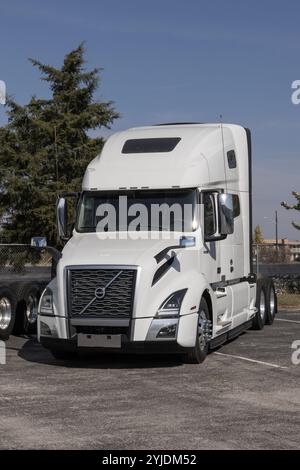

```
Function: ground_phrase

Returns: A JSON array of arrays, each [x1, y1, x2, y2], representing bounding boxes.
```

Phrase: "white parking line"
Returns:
[[276, 318, 300, 325], [214, 352, 288, 369]]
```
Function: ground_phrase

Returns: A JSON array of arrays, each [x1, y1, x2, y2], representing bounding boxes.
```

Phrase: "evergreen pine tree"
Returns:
[[0, 43, 119, 246]]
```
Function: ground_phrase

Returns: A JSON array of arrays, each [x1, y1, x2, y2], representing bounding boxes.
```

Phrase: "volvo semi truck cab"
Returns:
[[38, 123, 277, 363]]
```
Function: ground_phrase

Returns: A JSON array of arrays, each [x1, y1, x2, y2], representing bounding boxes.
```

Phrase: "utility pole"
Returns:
[[275, 210, 278, 248]]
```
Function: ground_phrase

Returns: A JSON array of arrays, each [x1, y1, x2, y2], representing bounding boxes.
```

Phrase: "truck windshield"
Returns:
[[76, 189, 198, 233]]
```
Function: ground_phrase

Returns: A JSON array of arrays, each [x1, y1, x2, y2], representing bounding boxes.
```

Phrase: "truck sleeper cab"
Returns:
[[38, 123, 277, 363]]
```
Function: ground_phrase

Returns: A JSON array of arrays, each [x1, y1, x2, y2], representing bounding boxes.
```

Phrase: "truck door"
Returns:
[[221, 193, 248, 325], [200, 192, 222, 284]]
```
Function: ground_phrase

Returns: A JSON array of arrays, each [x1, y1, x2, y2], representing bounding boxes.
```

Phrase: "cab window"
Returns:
[[203, 193, 216, 237]]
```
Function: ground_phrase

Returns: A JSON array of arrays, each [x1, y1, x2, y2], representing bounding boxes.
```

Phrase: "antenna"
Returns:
[[220, 114, 228, 192]]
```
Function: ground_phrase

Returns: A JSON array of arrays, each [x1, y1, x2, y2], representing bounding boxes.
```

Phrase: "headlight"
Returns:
[[156, 289, 187, 319], [39, 288, 54, 316]]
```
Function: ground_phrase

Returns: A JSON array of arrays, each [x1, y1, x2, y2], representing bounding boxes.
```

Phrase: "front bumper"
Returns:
[[38, 312, 198, 352], [40, 336, 193, 354]]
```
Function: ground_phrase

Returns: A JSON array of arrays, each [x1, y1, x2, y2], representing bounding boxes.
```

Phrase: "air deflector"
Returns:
[[122, 137, 181, 154]]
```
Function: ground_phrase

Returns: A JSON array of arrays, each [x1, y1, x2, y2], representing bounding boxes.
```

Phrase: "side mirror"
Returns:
[[56, 192, 80, 242], [180, 236, 196, 248], [56, 197, 68, 241], [31, 237, 47, 248], [219, 193, 234, 235]]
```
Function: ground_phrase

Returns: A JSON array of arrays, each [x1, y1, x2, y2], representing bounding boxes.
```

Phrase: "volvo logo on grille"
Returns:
[[79, 270, 123, 315], [95, 286, 106, 299]]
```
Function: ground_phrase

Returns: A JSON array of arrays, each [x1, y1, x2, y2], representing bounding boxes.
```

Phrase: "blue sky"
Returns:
[[0, 0, 299, 239]]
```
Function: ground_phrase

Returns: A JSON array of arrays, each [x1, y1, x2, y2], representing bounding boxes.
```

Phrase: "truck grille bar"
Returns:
[[67, 267, 137, 319]]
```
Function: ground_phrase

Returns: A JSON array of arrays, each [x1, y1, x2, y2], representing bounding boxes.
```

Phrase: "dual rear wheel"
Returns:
[[252, 278, 277, 330], [0, 286, 17, 341], [0, 283, 41, 341]]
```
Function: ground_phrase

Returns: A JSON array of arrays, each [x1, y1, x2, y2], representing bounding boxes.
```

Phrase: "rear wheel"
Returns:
[[186, 297, 210, 364], [252, 280, 267, 330], [265, 279, 277, 325], [0, 286, 17, 341]]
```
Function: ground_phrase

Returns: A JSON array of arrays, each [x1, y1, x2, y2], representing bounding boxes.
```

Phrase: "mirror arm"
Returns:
[[31, 246, 62, 262], [59, 235, 70, 243], [204, 233, 227, 242], [31, 246, 62, 280], [155, 236, 196, 263]]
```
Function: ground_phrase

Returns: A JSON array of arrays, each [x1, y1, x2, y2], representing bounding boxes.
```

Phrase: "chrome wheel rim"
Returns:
[[260, 290, 266, 320], [26, 295, 38, 324], [0, 297, 12, 330], [198, 310, 207, 351], [269, 288, 275, 317]]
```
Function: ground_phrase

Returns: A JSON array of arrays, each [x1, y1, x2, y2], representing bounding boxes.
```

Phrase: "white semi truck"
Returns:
[[37, 123, 277, 363]]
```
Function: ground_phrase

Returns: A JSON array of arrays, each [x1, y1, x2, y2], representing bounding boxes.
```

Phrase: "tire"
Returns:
[[49, 349, 77, 360], [0, 286, 17, 341], [14, 283, 41, 335], [186, 297, 210, 364], [265, 279, 277, 325], [252, 279, 267, 330]]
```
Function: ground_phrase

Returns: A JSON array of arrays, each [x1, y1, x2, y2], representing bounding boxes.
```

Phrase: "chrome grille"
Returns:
[[67, 268, 136, 318]]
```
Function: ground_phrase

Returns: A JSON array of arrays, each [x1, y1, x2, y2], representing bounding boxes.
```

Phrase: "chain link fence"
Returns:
[[253, 243, 300, 294], [0, 244, 52, 272], [0, 244, 53, 285]]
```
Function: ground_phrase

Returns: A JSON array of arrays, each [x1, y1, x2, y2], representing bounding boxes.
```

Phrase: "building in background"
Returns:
[[262, 239, 300, 262]]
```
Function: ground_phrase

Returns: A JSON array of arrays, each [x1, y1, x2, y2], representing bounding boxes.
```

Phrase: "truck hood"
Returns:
[[61, 232, 183, 268], [57, 232, 201, 320]]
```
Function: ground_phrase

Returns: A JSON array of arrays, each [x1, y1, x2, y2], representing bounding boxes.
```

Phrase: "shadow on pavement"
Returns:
[[18, 336, 185, 369]]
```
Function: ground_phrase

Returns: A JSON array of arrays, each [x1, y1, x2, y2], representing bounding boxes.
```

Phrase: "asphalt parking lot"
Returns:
[[1, 310, 300, 450]]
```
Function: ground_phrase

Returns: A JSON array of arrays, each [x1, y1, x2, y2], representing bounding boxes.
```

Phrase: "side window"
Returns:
[[203, 193, 216, 237], [78, 194, 95, 228], [232, 194, 240, 218]]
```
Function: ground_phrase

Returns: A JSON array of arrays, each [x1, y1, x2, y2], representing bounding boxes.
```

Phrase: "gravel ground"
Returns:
[[1, 310, 300, 450]]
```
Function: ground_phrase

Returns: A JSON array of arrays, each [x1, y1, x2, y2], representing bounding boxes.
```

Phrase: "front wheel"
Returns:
[[186, 298, 210, 364]]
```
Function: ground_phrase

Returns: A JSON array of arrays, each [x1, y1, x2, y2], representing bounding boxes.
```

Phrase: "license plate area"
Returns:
[[77, 333, 121, 348]]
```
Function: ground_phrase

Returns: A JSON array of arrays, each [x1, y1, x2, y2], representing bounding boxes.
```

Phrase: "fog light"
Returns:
[[156, 324, 177, 338]]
